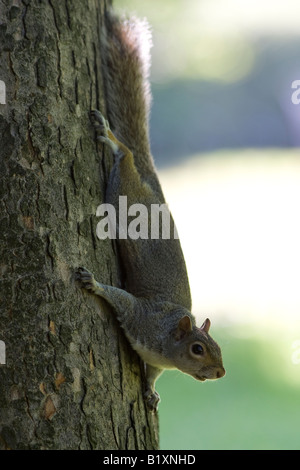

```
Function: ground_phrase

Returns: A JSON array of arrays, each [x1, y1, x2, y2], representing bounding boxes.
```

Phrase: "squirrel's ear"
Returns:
[[174, 315, 192, 341], [200, 318, 211, 333]]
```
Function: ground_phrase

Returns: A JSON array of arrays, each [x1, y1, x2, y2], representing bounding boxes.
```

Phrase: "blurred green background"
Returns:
[[115, 0, 300, 450]]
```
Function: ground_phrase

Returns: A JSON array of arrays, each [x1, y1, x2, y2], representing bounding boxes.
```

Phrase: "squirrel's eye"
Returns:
[[191, 343, 204, 355]]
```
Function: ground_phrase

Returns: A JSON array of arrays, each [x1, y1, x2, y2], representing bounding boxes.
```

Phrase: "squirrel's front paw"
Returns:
[[75, 267, 97, 293], [144, 388, 160, 412]]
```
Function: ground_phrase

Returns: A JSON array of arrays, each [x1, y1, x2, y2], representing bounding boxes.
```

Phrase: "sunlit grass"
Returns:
[[157, 149, 300, 450], [159, 149, 300, 329], [157, 327, 300, 450]]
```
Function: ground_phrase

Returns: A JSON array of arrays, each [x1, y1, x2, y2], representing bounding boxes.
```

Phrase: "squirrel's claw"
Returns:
[[144, 389, 160, 412], [90, 109, 119, 154], [90, 109, 110, 133], [75, 267, 97, 292]]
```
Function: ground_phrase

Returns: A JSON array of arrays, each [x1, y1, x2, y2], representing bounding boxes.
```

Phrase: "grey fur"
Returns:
[[76, 12, 225, 411]]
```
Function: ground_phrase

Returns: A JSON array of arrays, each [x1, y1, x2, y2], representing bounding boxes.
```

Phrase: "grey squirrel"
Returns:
[[76, 12, 225, 411]]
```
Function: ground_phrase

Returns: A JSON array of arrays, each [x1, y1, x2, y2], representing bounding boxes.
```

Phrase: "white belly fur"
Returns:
[[128, 336, 175, 369]]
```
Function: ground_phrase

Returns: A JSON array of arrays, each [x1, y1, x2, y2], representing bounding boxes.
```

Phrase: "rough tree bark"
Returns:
[[0, 0, 159, 450]]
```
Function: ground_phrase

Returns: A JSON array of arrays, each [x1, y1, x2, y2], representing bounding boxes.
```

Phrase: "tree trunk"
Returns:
[[0, 0, 158, 450]]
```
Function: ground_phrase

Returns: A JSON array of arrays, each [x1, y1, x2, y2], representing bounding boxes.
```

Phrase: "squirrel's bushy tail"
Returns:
[[101, 11, 153, 168]]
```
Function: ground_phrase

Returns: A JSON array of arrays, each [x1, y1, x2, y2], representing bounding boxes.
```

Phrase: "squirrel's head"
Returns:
[[170, 315, 225, 381]]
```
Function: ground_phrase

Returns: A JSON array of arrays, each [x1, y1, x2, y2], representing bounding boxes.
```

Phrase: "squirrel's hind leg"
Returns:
[[90, 109, 133, 160], [144, 364, 163, 411], [90, 109, 120, 154], [90, 109, 142, 178]]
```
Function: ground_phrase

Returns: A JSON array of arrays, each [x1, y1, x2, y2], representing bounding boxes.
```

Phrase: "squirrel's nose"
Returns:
[[216, 367, 225, 379]]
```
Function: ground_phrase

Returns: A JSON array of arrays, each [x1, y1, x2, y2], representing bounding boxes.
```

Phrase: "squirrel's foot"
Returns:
[[75, 267, 97, 293], [90, 109, 119, 153], [90, 109, 110, 135], [144, 388, 160, 412]]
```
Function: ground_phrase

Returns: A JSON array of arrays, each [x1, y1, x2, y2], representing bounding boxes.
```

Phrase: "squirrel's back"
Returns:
[[77, 12, 224, 410], [100, 11, 192, 310]]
